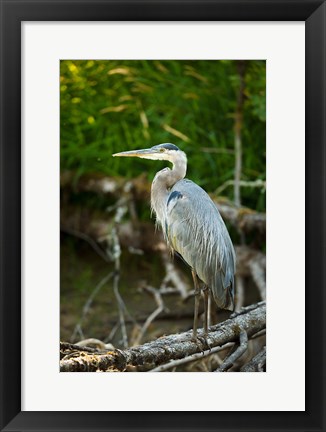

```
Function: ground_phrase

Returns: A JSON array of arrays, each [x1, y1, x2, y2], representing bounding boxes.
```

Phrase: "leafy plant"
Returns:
[[60, 60, 266, 212]]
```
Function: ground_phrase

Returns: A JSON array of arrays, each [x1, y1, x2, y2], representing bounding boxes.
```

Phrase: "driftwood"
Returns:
[[235, 245, 266, 300], [60, 301, 266, 372]]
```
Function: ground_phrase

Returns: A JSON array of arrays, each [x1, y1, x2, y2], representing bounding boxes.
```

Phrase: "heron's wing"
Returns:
[[166, 179, 235, 310]]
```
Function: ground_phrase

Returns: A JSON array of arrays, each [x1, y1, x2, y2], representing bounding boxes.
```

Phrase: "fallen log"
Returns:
[[60, 301, 266, 372]]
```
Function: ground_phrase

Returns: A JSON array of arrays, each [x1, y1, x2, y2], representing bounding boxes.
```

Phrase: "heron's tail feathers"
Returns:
[[211, 273, 235, 311]]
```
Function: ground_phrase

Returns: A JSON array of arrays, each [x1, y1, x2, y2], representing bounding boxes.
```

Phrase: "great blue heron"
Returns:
[[113, 143, 236, 340]]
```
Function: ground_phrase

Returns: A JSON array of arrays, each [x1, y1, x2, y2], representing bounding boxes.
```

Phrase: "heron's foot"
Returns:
[[204, 336, 212, 352], [191, 334, 205, 352], [201, 333, 212, 352], [203, 326, 213, 351], [191, 332, 211, 352]]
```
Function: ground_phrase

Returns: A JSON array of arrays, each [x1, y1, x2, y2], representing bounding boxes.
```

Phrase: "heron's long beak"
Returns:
[[112, 148, 160, 160]]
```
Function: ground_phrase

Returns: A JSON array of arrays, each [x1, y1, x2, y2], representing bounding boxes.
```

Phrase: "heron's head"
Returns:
[[113, 143, 186, 165]]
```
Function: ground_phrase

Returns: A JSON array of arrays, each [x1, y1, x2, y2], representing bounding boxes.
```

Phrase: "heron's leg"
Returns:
[[203, 286, 209, 336], [191, 270, 201, 340]]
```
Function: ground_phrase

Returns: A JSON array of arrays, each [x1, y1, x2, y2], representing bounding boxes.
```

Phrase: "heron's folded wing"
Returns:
[[166, 180, 235, 309]]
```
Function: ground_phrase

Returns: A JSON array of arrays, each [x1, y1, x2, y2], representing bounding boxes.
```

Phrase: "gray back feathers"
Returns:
[[163, 179, 235, 310]]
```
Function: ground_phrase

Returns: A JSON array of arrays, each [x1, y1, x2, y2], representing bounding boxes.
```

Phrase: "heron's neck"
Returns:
[[151, 155, 187, 227]]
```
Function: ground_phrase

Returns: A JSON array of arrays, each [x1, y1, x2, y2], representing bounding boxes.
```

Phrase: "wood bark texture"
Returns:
[[60, 301, 266, 372]]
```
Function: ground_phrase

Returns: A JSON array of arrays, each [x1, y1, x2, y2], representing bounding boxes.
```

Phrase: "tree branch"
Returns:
[[149, 343, 234, 372], [60, 301, 266, 372], [215, 330, 248, 372], [240, 346, 266, 372]]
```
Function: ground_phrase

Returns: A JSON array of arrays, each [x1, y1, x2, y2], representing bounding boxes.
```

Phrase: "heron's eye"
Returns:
[[159, 148, 165, 153]]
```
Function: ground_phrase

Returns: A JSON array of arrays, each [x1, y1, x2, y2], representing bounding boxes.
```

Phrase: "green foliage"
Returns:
[[61, 60, 266, 211]]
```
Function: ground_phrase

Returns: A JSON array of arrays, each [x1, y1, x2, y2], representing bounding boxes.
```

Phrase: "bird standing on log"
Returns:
[[113, 143, 236, 340]]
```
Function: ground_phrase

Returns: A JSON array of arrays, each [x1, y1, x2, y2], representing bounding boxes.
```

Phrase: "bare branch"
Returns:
[[149, 343, 234, 372], [215, 200, 266, 234], [235, 275, 245, 311], [71, 272, 114, 342], [233, 61, 246, 207], [251, 329, 266, 339], [249, 257, 266, 300], [132, 286, 165, 346], [75, 338, 114, 350], [215, 179, 266, 197], [235, 246, 266, 297], [159, 249, 189, 299], [240, 346, 266, 372], [215, 330, 248, 372], [61, 225, 111, 263]]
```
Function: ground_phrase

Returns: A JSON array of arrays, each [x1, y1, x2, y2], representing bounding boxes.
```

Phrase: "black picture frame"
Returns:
[[1, 1, 325, 431]]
